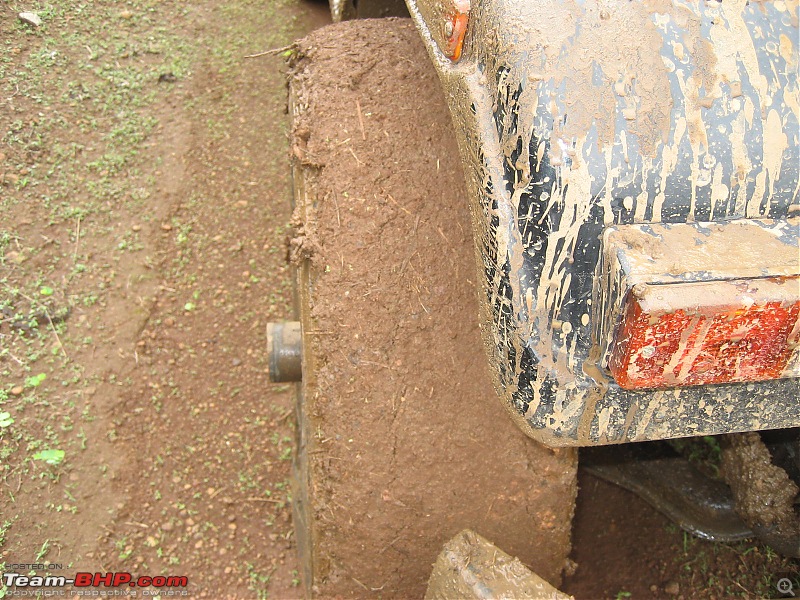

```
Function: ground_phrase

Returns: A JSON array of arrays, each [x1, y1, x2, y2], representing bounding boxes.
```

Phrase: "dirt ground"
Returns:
[[1, 0, 329, 597], [1, 1, 798, 599]]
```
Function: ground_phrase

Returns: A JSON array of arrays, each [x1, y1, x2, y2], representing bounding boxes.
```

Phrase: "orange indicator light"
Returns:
[[443, 0, 470, 61]]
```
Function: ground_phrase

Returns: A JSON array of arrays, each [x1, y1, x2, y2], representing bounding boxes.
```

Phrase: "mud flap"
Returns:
[[425, 530, 573, 600]]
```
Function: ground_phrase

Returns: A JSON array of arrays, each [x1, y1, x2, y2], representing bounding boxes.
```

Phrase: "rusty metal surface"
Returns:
[[267, 321, 303, 383], [405, 0, 800, 445]]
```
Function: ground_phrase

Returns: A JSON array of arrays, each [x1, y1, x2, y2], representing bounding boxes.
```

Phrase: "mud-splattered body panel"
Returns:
[[406, 0, 800, 445]]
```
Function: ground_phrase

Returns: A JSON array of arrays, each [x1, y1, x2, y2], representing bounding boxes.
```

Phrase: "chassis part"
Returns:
[[721, 431, 800, 557], [585, 431, 800, 552], [583, 443, 752, 542], [266, 321, 303, 383], [288, 20, 577, 597]]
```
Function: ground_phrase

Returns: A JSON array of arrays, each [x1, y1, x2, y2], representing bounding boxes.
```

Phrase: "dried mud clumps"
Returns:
[[722, 432, 800, 557]]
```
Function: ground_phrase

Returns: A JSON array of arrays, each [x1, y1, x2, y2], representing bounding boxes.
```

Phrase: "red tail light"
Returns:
[[414, 0, 470, 62], [443, 0, 470, 61], [597, 219, 800, 391], [609, 277, 800, 389]]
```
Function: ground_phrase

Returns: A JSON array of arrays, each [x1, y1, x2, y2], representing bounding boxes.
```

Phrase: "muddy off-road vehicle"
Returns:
[[267, 0, 799, 596]]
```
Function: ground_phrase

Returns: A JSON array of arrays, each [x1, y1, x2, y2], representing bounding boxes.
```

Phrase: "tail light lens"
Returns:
[[443, 0, 470, 61], [413, 0, 470, 62], [597, 219, 800, 391], [609, 277, 800, 389]]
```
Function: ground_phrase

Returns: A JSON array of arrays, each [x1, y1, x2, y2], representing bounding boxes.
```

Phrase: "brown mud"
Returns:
[[722, 432, 800, 557], [288, 18, 577, 598]]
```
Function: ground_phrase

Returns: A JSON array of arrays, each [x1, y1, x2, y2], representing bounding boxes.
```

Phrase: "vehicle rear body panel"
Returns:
[[405, 0, 800, 445]]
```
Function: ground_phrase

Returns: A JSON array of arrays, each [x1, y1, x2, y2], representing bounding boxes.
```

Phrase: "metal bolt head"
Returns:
[[267, 321, 303, 382]]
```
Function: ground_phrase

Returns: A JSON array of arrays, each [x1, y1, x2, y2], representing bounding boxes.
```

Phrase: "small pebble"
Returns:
[[18, 12, 42, 26], [132, 224, 141, 232], [665, 581, 680, 596], [10, 386, 23, 396]]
